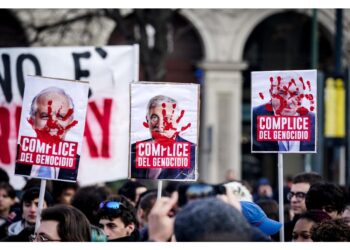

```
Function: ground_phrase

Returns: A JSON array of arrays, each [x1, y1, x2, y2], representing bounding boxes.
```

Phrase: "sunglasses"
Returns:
[[287, 191, 307, 201], [99, 201, 126, 210]]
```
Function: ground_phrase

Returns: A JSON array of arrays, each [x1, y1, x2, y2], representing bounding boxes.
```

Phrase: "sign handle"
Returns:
[[157, 180, 163, 200], [278, 153, 285, 242], [34, 179, 46, 233]]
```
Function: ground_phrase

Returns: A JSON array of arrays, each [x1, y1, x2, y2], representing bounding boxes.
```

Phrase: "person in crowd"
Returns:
[[284, 172, 323, 241], [90, 225, 107, 242], [253, 177, 274, 202], [136, 190, 158, 240], [256, 199, 279, 241], [0, 169, 10, 183], [0, 182, 17, 239], [240, 200, 282, 237], [292, 210, 331, 242], [71, 185, 111, 226], [305, 182, 347, 219], [31, 204, 91, 242], [52, 181, 79, 205], [118, 180, 147, 207], [97, 197, 140, 241], [7, 187, 54, 237], [311, 218, 350, 242], [342, 204, 350, 225]]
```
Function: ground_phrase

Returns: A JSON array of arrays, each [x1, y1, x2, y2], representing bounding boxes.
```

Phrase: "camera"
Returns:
[[177, 183, 226, 207]]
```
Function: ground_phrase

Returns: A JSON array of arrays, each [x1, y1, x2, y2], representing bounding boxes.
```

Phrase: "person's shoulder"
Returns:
[[253, 103, 270, 114]]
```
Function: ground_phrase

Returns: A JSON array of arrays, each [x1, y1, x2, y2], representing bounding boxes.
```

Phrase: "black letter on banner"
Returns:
[[72, 52, 92, 97], [16, 54, 42, 98], [0, 54, 12, 103]]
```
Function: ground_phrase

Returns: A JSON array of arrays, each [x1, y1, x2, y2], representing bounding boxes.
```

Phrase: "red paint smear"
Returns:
[[162, 103, 166, 108], [296, 106, 309, 116], [259, 92, 264, 100], [173, 103, 177, 109], [63, 108, 74, 121], [310, 106, 315, 111], [143, 122, 149, 128], [181, 123, 191, 131], [306, 81, 311, 91], [176, 110, 185, 124], [299, 77, 306, 90], [265, 103, 273, 112]]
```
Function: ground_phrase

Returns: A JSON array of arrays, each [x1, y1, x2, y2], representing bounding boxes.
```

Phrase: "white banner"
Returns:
[[0, 45, 139, 188]]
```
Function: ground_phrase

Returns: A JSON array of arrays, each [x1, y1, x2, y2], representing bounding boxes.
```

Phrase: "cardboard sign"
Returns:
[[0, 46, 138, 188], [251, 70, 317, 153], [15, 76, 89, 182], [129, 82, 199, 180]]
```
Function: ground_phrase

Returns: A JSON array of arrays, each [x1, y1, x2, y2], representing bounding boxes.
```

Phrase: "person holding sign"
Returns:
[[15, 87, 80, 181], [131, 95, 196, 180], [252, 71, 316, 152]]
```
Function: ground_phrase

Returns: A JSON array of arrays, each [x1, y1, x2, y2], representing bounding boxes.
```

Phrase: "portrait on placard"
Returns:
[[15, 75, 89, 182], [129, 82, 199, 181], [251, 70, 317, 153]]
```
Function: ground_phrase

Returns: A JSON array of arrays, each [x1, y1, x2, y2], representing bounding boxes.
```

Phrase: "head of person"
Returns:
[[52, 181, 79, 205], [28, 87, 75, 141], [311, 218, 350, 242], [174, 197, 254, 241], [269, 73, 307, 116], [146, 95, 179, 140], [71, 185, 111, 226], [342, 204, 350, 224], [256, 178, 273, 199], [0, 182, 16, 216], [118, 180, 147, 206], [256, 199, 279, 221], [305, 182, 347, 219], [0, 168, 10, 183], [292, 210, 331, 242], [240, 201, 282, 237], [20, 187, 54, 225], [97, 197, 138, 241], [33, 204, 91, 242], [289, 172, 323, 216], [136, 190, 157, 227]]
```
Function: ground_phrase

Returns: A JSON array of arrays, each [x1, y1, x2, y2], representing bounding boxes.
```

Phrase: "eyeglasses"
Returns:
[[99, 201, 126, 210], [29, 233, 61, 242], [287, 191, 307, 201]]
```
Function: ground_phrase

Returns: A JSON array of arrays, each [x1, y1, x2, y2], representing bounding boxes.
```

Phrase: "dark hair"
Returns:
[[174, 197, 253, 241], [20, 187, 54, 208], [71, 185, 111, 226], [118, 180, 146, 204], [292, 172, 323, 185], [305, 182, 347, 214], [297, 210, 331, 224], [97, 196, 138, 228], [0, 182, 16, 199], [311, 218, 350, 241], [136, 190, 157, 217], [41, 205, 91, 242], [52, 181, 79, 203], [0, 168, 10, 183], [256, 199, 279, 221]]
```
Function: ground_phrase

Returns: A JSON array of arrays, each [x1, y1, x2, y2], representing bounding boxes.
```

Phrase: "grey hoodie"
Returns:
[[7, 220, 25, 236]]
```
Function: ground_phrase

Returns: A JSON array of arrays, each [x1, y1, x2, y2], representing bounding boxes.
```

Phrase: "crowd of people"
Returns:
[[1, 168, 350, 242]]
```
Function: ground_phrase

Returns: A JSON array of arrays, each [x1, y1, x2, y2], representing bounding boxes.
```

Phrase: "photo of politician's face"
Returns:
[[29, 91, 74, 140], [147, 103, 178, 139], [270, 76, 304, 116]]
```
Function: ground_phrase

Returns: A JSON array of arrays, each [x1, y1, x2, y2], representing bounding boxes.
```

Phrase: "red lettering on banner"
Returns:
[[256, 115, 311, 141], [135, 141, 191, 169], [0, 107, 11, 164], [83, 119, 99, 157], [87, 98, 112, 158], [17, 136, 77, 169]]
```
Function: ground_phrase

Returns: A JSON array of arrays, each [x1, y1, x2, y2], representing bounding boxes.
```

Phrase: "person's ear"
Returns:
[[126, 223, 135, 236]]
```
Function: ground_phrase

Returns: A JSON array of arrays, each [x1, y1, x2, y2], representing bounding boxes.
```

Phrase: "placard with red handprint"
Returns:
[[129, 82, 199, 180], [251, 70, 317, 153]]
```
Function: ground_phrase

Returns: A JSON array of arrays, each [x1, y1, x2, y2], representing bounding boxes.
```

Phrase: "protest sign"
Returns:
[[129, 82, 199, 181], [0, 46, 138, 187], [15, 76, 89, 182], [251, 70, 317, 153]]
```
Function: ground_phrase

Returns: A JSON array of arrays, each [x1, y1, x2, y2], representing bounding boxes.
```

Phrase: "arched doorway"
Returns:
[[241, 11, 333, 188]]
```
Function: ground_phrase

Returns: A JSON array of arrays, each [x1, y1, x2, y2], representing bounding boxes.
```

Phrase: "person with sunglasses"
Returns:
[[97, 198, 140, 241], [284, 172, 323, 241], [31, 204, 91, 242]]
